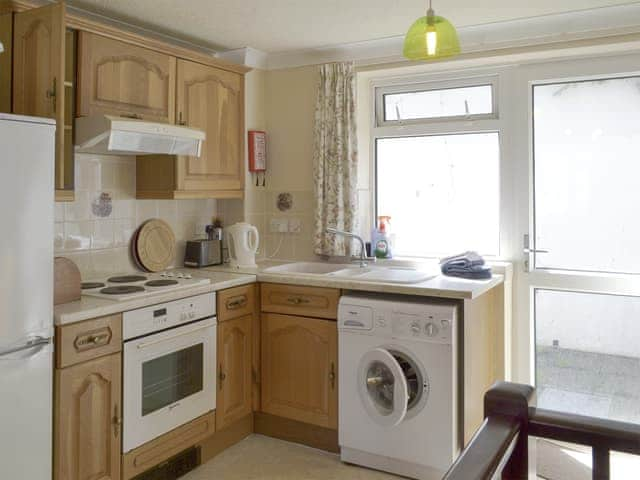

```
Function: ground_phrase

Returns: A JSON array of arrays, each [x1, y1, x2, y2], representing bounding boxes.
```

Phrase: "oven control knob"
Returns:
[[184, 274, 192, 279], [180, 312, 187, 321], [410, 322, 421, 335], [177, 272, 184, 278], [188, 311, 196, 319], [425, 322, 438, 337]]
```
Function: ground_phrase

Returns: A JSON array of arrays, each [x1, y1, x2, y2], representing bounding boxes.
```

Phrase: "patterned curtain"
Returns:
[[313, 62, 358, 256]]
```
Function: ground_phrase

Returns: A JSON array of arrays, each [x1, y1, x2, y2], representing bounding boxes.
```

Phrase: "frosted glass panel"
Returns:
[[376, 133, 500, 257], [533, 77, 640, 273], [384, 85, 493, 121], [535, 289, 640, 425]]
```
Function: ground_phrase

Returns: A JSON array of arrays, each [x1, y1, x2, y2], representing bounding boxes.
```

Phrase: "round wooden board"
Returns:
[[135, 219, 176, 272]]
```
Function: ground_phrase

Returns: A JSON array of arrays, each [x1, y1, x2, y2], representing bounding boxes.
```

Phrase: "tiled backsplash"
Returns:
[[55, 153, 219, 278]]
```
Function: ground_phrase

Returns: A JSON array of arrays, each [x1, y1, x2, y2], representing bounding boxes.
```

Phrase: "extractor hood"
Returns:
[[75, 115, 205, 156]]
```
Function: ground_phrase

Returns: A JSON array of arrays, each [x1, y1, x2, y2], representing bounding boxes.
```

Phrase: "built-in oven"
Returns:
[[122, 293, 216, 453]]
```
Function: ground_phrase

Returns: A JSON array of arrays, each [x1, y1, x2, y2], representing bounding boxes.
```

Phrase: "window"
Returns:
[[373, 77, 501, 257], [383, 84, 493, 122]]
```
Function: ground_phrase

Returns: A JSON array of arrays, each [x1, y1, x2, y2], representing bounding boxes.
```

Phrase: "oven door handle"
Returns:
[[135, 323, 213, 350]]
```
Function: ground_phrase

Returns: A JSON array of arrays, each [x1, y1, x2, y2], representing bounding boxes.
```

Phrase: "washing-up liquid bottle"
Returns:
[[372, 216, 393, 259]]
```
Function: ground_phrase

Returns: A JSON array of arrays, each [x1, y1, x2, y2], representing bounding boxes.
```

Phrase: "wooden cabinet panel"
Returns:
[[175, 59, 244, 193], [217, 314, 252, 430], [261, 313, 338, 429], [218, 284, 255, 322], [261, 283, 340, 320], [78, 31, 176, 123], [0, 13, 12, 113], [13, 2, 69, 197], [54, 353, 121, 480]]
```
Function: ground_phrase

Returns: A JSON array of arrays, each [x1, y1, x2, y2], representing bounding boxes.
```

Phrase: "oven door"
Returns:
[[123, 317, 216, 452]]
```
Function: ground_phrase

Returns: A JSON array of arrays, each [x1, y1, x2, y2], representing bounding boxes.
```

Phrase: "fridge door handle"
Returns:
[[0, 336, 51, 359]]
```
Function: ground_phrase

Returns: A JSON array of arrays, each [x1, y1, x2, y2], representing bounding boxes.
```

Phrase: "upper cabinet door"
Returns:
[[176, 59, 244, 193], [13, 2, 65, 120], [77, 32, 176, 123]]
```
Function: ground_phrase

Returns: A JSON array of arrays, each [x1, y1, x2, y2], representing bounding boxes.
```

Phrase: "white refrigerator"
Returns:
[[0, 113, 55, 479]]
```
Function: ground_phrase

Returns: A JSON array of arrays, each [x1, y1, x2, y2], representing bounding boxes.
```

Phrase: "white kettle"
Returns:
[[226, 222, 259, 268]]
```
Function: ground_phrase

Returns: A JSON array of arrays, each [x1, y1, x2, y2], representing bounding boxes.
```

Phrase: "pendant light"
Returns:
[[403, 0, 460, 60]]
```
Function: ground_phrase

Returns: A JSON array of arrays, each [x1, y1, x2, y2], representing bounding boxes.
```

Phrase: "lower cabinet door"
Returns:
[[55, 353, 122, 480], [216, 314, 253, 430], [261, 313, 338, 429]]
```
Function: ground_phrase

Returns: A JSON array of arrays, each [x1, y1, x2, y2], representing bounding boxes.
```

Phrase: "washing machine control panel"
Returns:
[[390, 312, 454, 344]]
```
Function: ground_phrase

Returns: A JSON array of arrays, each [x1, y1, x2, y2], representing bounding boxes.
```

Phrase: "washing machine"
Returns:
[[338, 293, 459, 480]]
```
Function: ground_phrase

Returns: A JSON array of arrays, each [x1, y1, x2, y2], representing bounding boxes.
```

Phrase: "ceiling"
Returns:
[[68, 0, 637, 53]]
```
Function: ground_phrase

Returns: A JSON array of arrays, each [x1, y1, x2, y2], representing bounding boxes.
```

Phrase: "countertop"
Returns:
[[203, 260, 506, 301], [54, 270, 256, 325], [54, 260, 508, 325]]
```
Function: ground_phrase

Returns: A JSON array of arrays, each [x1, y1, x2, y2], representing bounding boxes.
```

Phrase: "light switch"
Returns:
[[269, 218, 288, 233]]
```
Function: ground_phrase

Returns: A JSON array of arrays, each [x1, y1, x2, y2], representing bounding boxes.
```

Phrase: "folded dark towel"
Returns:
[[439, 251, 485, 269], [441, 263, 492, 280]]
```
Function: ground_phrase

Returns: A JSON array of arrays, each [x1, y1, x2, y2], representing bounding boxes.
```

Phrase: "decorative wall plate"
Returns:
[[135, 219, 176, 272]]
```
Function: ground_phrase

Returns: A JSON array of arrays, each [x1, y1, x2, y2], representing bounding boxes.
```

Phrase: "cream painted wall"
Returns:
[[240, 65, 372, 261]]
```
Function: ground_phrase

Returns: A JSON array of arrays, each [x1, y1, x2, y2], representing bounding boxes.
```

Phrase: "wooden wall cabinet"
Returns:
[[77, 31, 176, 123], [216, 314, 253, 430], [261, 312, 338, 429], [55, 352, 122, 480], [136, 59, 245, 199], [12, 2, 74, 201]]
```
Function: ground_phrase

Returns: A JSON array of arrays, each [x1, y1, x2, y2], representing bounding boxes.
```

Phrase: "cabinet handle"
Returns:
[[286, 296, 310, 305], [252, 367, 260, 385], [46, 78, 57, 114], [226, 295, 247, 310], [112, 404, 122, 438], [178, 112, 186, 126], [219, 364, 226, 389], [329, 362, 336, 390]]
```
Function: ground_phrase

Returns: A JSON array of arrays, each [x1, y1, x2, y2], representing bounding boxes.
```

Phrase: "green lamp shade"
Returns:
[[403, 15, 460, 60]]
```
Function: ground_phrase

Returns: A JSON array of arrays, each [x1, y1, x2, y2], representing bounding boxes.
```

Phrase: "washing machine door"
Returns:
[[357, 348, 409, 427]]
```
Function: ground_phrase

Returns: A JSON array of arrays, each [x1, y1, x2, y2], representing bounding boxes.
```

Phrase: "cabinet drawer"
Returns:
[[260, 283, 339, 320], [56, 314, 122, 368], [217, 284, 255, 322], [122, 411, 216, 480]]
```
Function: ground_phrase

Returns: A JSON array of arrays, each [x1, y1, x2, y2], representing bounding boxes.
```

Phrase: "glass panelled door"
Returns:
[[531, 75, 640, 424], [517, 59, 640, 479]]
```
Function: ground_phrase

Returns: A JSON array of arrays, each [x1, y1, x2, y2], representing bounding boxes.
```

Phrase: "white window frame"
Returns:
[[370, 70, 512, 259]]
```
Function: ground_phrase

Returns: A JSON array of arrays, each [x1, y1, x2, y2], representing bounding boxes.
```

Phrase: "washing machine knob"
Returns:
[[410, 322, 421, 335], [425, 322, 438, 337]]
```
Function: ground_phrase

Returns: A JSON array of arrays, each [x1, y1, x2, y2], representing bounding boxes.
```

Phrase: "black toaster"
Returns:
[[184, 239, 223, 268]]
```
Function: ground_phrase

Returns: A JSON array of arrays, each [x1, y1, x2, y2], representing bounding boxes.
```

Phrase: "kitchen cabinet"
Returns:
[[54, 314, 122, 480], [216, 314, 253, 430], [12, 2, 74, 201], [136, 59, 245, 199], [261, 312, 338, 429], [77, 32, 176, 123], [54, 352, 122, 480]]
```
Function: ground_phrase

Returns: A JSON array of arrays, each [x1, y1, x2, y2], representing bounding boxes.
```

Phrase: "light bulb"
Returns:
[[426, 29, 437, 56]]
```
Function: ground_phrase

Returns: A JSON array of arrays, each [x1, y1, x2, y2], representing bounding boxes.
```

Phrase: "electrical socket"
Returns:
[[269, 218, 288, 233]]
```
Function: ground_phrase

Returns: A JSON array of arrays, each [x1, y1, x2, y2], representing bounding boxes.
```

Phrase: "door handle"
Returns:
[[219, 363, 226, 389], [112, 404, 122, 438], [329, 362, 336, 390], [46, 78, 57, 114], [0, 336, 51, 358]]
